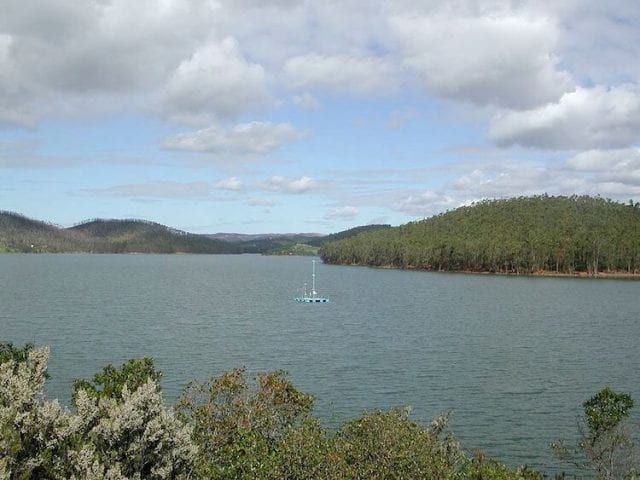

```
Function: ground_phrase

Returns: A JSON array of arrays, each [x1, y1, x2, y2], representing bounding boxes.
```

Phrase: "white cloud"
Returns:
[[163, 38, 272, 125], [325, 205, 359, 220], [0, 0, 222, 126], [285, 53, 399, 95], [567, 148, 640, 186], [247, 198, 276, 207], [163, 121, 304, 155], [490, 85, 640, 150], [390, 11, 573, 109], [215, 177, 243, 191], [292, 92, 321, 111], [258, 175, 320, 194], [393, 191, 458, 217]]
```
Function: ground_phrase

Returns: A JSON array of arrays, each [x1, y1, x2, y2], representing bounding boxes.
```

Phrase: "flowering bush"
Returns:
[[1, 344, 548, 479], [0, 346, 196, 479]]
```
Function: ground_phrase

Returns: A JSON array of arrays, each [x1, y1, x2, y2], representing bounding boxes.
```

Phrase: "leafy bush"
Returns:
[[1, 342, 588, 480], [176, 368, 315, 478], [552, 387, 638, 479], [0, 345, 195, 479]]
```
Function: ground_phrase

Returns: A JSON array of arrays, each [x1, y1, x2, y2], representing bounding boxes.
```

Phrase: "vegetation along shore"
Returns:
[[1, 342, 637, 479], [3, 195, 640, 278], [319, 195, 640, 277]]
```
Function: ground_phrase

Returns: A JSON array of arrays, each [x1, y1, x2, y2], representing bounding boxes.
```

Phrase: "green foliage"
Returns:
[[333, 408, 463, 479], [462, 454, 543, 479], [176, 368, 315, 478], [320, 195, 640, 275], [552, 387, 638, 479], [307, 224, 392, 247], [72, 357, 161, 401], [0, 341, 34, 365], [10, 342, 632, 480], [583, 387, 634, 438]]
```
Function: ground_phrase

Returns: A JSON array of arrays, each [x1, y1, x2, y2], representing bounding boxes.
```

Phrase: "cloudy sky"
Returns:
[[2, 1, 640, 233]]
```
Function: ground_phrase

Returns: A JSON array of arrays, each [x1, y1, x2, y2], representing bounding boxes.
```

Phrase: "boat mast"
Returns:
[[312, 260, 317, 298]]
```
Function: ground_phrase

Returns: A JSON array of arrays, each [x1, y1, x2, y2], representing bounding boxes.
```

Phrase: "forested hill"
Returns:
[[0, 211, 86, 253], [0, 212, 384, 255], [319, 196, 640, 275], [307, 224, 391, 246], [0, 213, 239, 254], [69, 219, 240, 254]]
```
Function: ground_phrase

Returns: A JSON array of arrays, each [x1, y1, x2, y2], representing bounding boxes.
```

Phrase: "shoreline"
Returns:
[[331, 262, 640, 279]]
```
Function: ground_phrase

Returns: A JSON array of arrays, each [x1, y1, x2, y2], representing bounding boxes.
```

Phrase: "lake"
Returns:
[[2, 253, 639, 474]]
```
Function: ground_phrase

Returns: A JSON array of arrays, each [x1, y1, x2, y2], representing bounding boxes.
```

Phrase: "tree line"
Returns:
[[320, 195, 640, 275], [1, 342, 637, 479]]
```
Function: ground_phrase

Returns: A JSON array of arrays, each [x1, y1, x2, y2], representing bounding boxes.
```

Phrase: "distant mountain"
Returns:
[[0, 211, 387, 255], [205, 232, 323, 254], [69, 219, 238, 254], [0, 213, 237, 254], [307, 224, 391, 247]]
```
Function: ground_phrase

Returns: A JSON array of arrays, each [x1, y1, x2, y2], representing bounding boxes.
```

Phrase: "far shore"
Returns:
[[338, 262, 640, 279]]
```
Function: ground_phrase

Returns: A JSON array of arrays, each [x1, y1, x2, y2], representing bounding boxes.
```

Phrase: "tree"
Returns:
[[552, 387, 638, 479]]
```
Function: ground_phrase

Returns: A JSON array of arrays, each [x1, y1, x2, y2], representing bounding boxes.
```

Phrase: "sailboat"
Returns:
[[295, 260, 329, 303]]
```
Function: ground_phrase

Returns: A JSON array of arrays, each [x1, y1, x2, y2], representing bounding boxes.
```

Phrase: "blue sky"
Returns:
[[2, 1, 640, 234]]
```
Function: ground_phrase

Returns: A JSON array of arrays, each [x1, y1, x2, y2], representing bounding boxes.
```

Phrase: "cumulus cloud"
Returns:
[[390, 11, 573, 109], [163, 122, 305, 155], [393, 191, 458, 217], [215, 177, 243, 191], [490, 85, 640, 150], [325, 205, 359, 220], [258, 175, 321, 194], [0, 0, 224, 126], [567, 148, 640, 186], [163, 38, 272, 125], [285, 53, 399, 95]]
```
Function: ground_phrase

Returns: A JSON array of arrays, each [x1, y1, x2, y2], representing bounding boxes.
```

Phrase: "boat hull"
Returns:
[[295, 297, 329, 303]]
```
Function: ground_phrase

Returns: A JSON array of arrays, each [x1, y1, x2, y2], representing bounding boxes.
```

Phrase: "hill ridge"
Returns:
[[319, 195, 640, 276]]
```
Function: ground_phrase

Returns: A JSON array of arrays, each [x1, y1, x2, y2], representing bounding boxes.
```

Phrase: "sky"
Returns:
[[1, 1, 640, 234]]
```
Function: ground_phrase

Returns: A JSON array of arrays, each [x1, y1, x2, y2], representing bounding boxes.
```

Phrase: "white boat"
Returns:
[[295, 260, 329, 303]]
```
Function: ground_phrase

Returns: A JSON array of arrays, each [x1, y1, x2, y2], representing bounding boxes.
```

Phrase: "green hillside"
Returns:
[[0, 212, 388, 255], [0, 211, 85, 253], [69, 219, 239, 254], [319, 196, 640, 275], [307, 224, 391, 246], [0, 213, 239, 254]]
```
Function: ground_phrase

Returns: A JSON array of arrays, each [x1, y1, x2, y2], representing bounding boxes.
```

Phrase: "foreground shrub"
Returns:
[[176, 368, 314, 478], [461, 454, 543, 479], [332, 408, 463, 479], [0, 342, 586, 479], [0, 345, 196, 479], [0, 346, 73, 478]]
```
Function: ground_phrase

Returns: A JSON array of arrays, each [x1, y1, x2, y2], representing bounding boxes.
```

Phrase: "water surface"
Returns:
[[2, 254, 638, 474]]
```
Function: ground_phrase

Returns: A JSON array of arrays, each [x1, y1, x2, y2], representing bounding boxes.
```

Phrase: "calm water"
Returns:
[[2, 254, 639, 474]]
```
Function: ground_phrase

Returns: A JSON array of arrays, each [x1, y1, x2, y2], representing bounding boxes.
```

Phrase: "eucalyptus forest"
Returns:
[[320, 196, 640, 275]]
